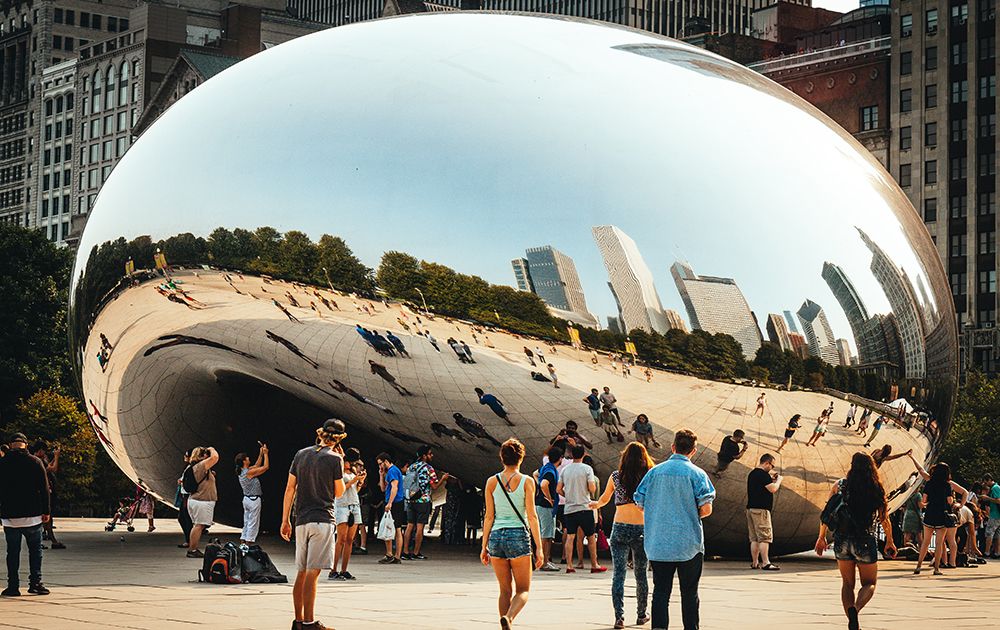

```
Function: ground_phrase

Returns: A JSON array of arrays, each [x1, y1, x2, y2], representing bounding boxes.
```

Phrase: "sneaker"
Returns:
[[355, 547, 368, 555], [540, 562, 560, 572], [637, 614, 651, 625], [377, 556, 395, 564], [50, 542, 66, 550], [341, 571, 356, 580], [186, 549, 204, 558], [615, 619, 625, 629], [1, 586, 20, 597], [401, 553, 413, 560], [28, 583, 50, 595], [412, 553, 427, 560], [327, 571, 343, 580]]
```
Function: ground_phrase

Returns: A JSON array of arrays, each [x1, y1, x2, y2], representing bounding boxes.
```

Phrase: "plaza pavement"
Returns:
[[2, 519, 997, 630]]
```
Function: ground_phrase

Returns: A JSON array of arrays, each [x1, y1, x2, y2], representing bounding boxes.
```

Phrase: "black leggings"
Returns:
[[178, 495, 193, 543]]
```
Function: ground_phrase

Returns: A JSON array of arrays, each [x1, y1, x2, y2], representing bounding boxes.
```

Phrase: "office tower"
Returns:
[[796, 299, 840, 364], [511, 245, 596, 327], [607, 315, 624, 335], [788, 331, 809, 358], [836, 338, 851, 366], [664, 309, 688, 332], [783, 309, 800, 333], [671, 261, 763, 359], [821, 261, 892, 364], [766, 313, 792, 352], [593, 225, 671, 334], [511, 257, 533, 292]]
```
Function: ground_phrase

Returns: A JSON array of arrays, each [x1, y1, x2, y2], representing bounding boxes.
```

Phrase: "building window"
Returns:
[[952, 156, 968, 179], [80, 12, 90, 28], [926, 121, 938, 146], [953, 117, 968, 141], [979, 231, 997, 254], [41, 198, 48, 217], [89, 144, 98, 163], [65, 9, 74, 26], [54, 146, 61, 163], [44, 99, 52, 116], [861, 105, 878, 131], [981, 36, 996, 60], [42, 149, 50, 166], [981, 0, 996, 21], [42, 174, 49, 191], [982, 75, 998, 99], [66, 94, 73, 110], [103, 115, 112, 135], [951, 3, 968, 24], [108, 17, 118, 32], [927, 8, 939, 32], [924, 198, 938, 222], [102, 140, 112, 160], [117, 111, 126, 132], [901, 126, 912, 149], [900, 88, 912, 112], [53, 8, 63, 23], [952, 272, 967, 296], [52, 35, 61, 50], [90, 119, 99, 137], [115, 136, 126, 157], [64, 142, 71, 161], [900, 163, 912, 187], [926, 160, 938, 185], [979, 270, 997, 292], [952, 42, 968, 64], [901, 51, 912, 75], [925, 46, 937, 70], [980, 191, 997, 214], [93, 70, 102, 113], [902, 14, 913, 37], [926, 84, 938, 108], [952, 79, 969, 103], [93, 14, 102, 30], [951, 194, 967, 218], [951, 234, 968, 256], [980, 152, 997, 176]]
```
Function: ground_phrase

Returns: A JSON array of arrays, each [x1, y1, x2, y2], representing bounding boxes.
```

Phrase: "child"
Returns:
[[631, 414, 660, 448]]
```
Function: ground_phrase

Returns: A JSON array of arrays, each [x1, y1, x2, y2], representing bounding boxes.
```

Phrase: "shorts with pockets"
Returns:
[[834, 534, 878, 564], [563, 509, 596, 537], [406, 501, 432, 525], [538, 507, 556, 539], [390, 500, 407, 528], [295, 522, 335, 570], [334, 504, 362, 526], [487, 526, 531, 559], [746, 508, 773, 544]]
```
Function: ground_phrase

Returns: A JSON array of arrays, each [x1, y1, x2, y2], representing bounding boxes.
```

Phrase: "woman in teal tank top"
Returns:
[[481, 439, 544, 630]]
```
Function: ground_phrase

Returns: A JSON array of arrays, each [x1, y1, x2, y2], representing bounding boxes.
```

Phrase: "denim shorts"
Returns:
[[538, 508, 557, 539], [488, 527, 531, 559], [834, 534, 878, 564]]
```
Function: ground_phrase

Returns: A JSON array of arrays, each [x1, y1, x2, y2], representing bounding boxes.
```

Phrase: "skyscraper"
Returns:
[[593, 225, 671, 334], [671, 261, 763, 359], [784, 310, 800, 334], [796, 299, 840, 365], [511, 258, 533, 292], [836, 338, 851, 366], [512, 246, 595, 327], [857, 228, 927, 379], [664, 309, 688, 333], [821, 261, 892, 365], [766, 313, 792, 352]]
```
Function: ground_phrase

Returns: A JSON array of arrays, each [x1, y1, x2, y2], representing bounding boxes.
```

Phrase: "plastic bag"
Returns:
[[376, 511, 396, 541]]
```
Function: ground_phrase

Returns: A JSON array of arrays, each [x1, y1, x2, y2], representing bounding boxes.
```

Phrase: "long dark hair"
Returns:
[[844, 452, 887, 525], [617, 442, 654, 501], [926, 462, 952, 496]]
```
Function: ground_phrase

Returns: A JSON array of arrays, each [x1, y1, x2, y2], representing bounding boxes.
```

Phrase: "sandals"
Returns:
[[500, 615, 511, 629], [750, 564, 760, 570], [761, 564, 780, 571], [565, 568, 576, 574]]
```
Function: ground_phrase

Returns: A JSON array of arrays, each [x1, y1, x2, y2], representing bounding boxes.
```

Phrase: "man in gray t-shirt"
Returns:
[[556, 444, 606, 573], [281, 419, 346, 630]]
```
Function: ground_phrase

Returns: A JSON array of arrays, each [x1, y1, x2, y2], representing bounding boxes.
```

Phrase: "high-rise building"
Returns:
[[821, 261, 892, 365], [784, 309, 800, 333], [593, 225, 672, 334], [836, 338, 851, 366], [35, 59, 76, 243], [796, 299, 840, 364], [664, 308, 688, 332], [511, 257, 533, 293], [607, 315, 624, 336], [766, 312, 793, 351], [889, 0, 998, 377], [857, 228, 927, 379], [671, 261, 763, 359], [788, 331, 809, 358]]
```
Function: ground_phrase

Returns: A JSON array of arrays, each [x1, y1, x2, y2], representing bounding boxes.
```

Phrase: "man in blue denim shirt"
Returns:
[[633, 429, 715, 629]]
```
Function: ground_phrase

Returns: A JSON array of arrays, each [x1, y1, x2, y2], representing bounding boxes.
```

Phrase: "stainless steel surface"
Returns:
[[69, 13, 956, 553]]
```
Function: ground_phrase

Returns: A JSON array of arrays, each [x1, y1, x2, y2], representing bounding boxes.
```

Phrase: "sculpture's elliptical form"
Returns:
[[69, 13, 956, 555]]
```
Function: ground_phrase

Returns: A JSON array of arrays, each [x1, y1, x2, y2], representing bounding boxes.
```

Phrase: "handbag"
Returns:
[[495, 473, 537, 558], [597, 527, 610, 552]]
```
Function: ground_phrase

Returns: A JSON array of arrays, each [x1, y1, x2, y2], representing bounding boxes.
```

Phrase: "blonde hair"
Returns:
[[316, 426, 347, 449], [190, 447, 208, 462]]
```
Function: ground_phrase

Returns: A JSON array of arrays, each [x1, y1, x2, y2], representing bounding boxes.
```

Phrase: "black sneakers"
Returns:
[[411, 553, 427, 560], [28, 583, 50, 595], [1, 586, 20, 597]]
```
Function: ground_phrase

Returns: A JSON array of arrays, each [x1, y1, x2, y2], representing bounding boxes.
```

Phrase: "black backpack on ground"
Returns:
[[242, 545, 288, 583], [198, 541, 242, 584]]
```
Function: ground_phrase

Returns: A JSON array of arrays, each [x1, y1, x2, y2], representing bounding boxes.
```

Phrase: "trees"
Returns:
[[941, 372, 1000, 485], [0, 224, 74, 422]]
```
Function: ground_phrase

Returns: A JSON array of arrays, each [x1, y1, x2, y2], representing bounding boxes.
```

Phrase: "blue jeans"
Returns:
[[5, 524, 43, 588], [650, 553, 703, 629], [610, 523, 648, 620]]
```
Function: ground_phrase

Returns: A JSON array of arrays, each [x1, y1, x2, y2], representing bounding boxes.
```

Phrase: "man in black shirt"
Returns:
[[714, 429, 748, 477], [0, 433, 51, 596], [746, 453, 783, 571]]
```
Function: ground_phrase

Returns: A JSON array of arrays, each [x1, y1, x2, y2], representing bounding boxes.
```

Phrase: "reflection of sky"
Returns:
[[77, 13, 940, 357]]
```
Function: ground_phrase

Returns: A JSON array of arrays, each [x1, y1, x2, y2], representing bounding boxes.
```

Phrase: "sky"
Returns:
[[75, 13, 941, 358], [814, 0, 866, 13]]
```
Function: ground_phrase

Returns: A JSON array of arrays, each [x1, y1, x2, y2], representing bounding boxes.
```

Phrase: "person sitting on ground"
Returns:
[[630, 414, 660, 449], [530, 371, 551, 383]]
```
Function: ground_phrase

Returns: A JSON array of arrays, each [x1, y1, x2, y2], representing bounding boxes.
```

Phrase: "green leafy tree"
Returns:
[[0, 225, 74, 421], [941, 372, 1000, 484], [376, 251, 425, 304], [314, 234, 374, 293]]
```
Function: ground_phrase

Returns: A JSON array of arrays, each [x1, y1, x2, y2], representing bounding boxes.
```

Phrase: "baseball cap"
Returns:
[[9, 432, 27, 444]]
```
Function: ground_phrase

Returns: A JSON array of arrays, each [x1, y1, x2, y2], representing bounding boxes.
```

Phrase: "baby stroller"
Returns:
[[106, 488, 147, 532]]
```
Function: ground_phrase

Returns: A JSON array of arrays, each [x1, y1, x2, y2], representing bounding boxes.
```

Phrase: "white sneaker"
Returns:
[[540, 562, 560, 572]]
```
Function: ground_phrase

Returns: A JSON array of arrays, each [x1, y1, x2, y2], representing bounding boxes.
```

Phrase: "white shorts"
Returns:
[[335, 504, 363, 526], [295, 522, 335, 571], [187, 498, 216, 526]]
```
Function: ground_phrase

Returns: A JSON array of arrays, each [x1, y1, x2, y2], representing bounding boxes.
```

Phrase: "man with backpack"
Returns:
[[280, 419, 346, 630], [185, 446, 219, 558], [402, 446, 449, 560]]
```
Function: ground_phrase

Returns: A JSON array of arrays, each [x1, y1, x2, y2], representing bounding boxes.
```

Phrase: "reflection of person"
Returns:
[[600, 387, 620, 422], [475, 388, 512, 426], [584, 389, 602, 425], [480, 439, 544, 630], [806, 414, 830, 447], [631, 414, 660, 449], [523, 347, 536, 366], [634, 430, 715, 630], [454, 413, 502, 447], [369, 360, 412, 396], [862, 416, 885, 448], [546, 364, 559, 388], [714, 429, 747, 476], [815, 452, 896, 630], [776, 414, 801, 453], [753, 392, 766, 417]]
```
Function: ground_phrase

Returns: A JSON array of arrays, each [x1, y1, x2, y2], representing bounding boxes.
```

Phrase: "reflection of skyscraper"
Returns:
[[512, 246, 596, 327], [857, 228, 927, 379], [788, 332, 809, 358], [783, 310, 800, 334], [796, 299, 840, 364], [511, 258, 533, 292], [664, 309, 688, 333], [607, 315, 624, 335], [821, 261, 891, 365], [592, 226, 671, 334], [766, 313, 792, 352], [671, 261, 763, 359], [836, 338, 851, 366]]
